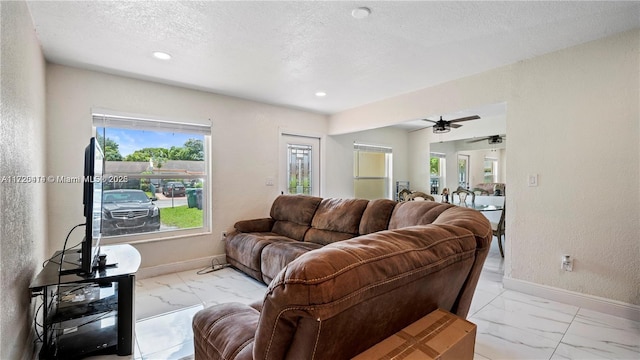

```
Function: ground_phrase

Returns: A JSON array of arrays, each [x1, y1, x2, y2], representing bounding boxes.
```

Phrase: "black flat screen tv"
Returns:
[[81, 137, 104, 274]]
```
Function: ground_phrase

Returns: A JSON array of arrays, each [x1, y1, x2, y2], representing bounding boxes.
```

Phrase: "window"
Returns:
[[281, 134, 320, 196], [458, 154, 470, 189], [93, 111, 211, 241], [430, 153, 446, 194], [484, 157, 498, 183], [287, 144, 312, 195], [353, 143, 392, 200]]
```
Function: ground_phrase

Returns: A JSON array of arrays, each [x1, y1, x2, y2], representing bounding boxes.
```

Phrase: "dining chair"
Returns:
[[406, 191, 435, 201], [398, 188, 412, 202], [452, 187, 475, 206], [492, 206, 506, 257]]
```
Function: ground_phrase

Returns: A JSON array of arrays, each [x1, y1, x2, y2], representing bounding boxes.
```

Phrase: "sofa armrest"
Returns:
[[234, 218, 275, 233], [192, 303, 260, 360]]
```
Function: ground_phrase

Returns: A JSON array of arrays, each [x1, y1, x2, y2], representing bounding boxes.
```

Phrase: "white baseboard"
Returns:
[[503, 277, 640, 322], [136, 254, 227, 280]]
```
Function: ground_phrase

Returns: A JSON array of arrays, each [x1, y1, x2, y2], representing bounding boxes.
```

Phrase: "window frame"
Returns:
[[430, 152, 446, 194], [353, 143, 393, 199], [484, 157, 499, 183], [92, 109, 212, 245]]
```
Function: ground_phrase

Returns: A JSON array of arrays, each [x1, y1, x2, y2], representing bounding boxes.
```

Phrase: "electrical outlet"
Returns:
[[561, 255, 573, 271]]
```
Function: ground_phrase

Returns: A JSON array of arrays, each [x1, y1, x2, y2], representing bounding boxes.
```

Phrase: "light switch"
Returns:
[[528, 174, 538, 187]]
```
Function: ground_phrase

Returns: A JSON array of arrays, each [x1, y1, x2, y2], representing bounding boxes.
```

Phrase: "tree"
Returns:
[[97, 133, 123, 161], [166, 139, 204, 161], [182, 139, 204, 161], [125, 147, 169, 162], [123, 139, 203, 162], [430, 157, 440, 175]]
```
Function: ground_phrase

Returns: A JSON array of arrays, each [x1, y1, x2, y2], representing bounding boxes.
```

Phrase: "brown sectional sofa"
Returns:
[[193, 195, 492, 360]]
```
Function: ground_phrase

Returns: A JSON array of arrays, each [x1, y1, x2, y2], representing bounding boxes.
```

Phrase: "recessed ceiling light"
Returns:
[[315, 91, 327, 97], [351, 7, 371, 19], [152, 51, 172, 60]]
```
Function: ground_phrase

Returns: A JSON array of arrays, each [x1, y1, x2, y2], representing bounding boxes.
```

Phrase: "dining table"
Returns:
[[469, 204, 503, 212]]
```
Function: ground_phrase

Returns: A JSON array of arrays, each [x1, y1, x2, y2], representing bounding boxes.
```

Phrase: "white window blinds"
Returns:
[[92, 110, 211, 135]]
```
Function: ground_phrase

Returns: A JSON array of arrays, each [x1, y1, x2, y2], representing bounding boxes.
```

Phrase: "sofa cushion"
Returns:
[[193, 302, 258, 360], [304, 198, 369, 245], [234, 218, 274, 233], [270, 195, 322, 240], [254, 225, 477, 360], [260, 241, 323, 283], [388, 201, 454, 229], [359, 198, 397, 235], [225, 232, 296, 282]]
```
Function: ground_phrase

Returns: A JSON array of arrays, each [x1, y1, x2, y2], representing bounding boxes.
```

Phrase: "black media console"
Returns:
[[30, 244, 141, 359]]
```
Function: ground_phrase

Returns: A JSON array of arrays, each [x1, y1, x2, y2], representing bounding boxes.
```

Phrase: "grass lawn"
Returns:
[[160, 205, 203, 228]]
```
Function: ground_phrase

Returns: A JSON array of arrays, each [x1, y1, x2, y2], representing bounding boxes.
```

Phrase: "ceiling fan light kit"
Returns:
[[433, 123, 451, 134], [422, 115, 481, 134]]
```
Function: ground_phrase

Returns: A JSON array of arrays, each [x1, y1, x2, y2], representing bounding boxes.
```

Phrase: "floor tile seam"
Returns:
[[556, 327, 640, 359], [548, 306, 581, 359], [176, 271, 207, 308], [137, 326, 196, 357], [131, 337, 143, 360], [473, 351, 492, 360], [471, 310, 567, 348], [483, 294, 579, 324], [474, 329, 560, 360], [140, 339, 194, 359], [135, 302, 204, 324], [468, 289, 505, 317]]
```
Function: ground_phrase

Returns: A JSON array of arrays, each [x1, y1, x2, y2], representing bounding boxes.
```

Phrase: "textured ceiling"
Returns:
[[26, 1, 640, 115]]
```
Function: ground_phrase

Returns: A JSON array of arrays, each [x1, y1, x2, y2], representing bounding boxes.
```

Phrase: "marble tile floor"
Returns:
[[88, 239, 639, 360]]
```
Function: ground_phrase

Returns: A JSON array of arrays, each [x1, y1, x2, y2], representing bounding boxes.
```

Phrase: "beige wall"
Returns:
[[0, 1, 48, 359], [505, 30, 639, 305], [325, 127, 409, 199], [45, 65, 327, 269], [331, 30, 640, 305]]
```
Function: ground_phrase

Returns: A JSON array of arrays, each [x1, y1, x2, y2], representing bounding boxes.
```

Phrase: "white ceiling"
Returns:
[[26, 1, 640, 116]]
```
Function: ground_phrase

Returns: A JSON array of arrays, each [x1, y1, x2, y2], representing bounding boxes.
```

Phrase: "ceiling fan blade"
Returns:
[[448, 115, 481, 123], [450, 123, 463, 129], [421, 119, 437, 124], [409, 126, 431, 133], [467, 137, 489, 143]]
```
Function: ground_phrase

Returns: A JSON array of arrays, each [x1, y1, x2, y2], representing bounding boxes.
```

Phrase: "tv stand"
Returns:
[[58, 249, 83, 274], [30, 244, 141, 359]]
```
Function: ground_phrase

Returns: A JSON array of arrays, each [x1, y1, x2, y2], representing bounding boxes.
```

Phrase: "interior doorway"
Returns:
[[458, 154, 470, 189]]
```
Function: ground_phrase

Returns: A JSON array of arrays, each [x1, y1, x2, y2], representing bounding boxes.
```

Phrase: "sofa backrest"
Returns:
[[388, 201, 454, 229], [254, 224, 479, 360], [358, 198, 397, 235], [304, 198, 369, 245], [433, 206, 493, 317], [270, 195, 322, 241]]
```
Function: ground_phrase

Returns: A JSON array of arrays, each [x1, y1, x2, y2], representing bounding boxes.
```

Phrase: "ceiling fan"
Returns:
[[421, 115, 481, 133], [467, 135, 505, 144]]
